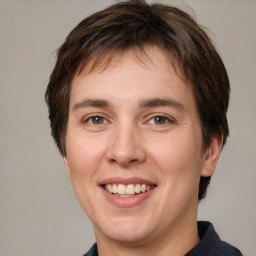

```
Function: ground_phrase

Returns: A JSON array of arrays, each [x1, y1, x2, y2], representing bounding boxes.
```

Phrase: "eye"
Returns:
[[85, 115, 107, 125], [148, 115, 173, 125]]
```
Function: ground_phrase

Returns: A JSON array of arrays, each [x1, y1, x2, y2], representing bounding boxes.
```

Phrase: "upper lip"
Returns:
[[99, 177, 156, 186]]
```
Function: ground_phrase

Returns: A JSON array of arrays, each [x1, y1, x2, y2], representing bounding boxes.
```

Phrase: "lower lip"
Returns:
[[100, 186, 156, 208]]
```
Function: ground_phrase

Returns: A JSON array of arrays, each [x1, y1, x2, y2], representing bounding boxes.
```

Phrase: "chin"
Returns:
[[94, 216, 156, 245], [105, 229, 153, 245]]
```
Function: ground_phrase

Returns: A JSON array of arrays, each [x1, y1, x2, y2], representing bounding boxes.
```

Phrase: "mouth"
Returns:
[[99, 177, 157, 207], [102, 183, 156, 197]]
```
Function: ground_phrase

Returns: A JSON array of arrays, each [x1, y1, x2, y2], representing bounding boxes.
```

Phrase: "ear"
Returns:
[[201, 133, 223, 177], [63, 156, 71, 178]]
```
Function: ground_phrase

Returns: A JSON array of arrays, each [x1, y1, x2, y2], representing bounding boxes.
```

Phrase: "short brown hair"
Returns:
[[45, 0, 230, 200]]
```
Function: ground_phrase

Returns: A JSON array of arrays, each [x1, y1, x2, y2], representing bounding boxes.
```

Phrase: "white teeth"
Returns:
[[107, 184, 113, 193], [126, 184, 135, 194], [135, 184, 141, 193], [117, 184, 126, 195], [112, 184, 118, 193], [104, 183, 154, 196]]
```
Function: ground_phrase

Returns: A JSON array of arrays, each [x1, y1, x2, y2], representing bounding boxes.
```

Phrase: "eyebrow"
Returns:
[[138, 98, 185, 111], [72, 97, 185, 112], [72, 99, 112, 112]]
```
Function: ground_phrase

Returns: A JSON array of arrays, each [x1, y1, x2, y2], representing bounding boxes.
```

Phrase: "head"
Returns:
[[45, 0, 229, 200]]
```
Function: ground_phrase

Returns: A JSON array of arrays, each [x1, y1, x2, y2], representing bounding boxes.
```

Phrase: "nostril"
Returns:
[[110, 158, 116, 163], [109, 157, 138, 166]]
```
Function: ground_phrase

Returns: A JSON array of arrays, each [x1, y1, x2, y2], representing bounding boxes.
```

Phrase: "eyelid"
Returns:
[[146, 113, 176, 125], [81, 112, 176, 125], [83, 113, 109, 124]]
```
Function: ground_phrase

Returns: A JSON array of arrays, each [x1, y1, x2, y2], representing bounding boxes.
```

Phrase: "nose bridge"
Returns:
[[107, 119, 146, 166]]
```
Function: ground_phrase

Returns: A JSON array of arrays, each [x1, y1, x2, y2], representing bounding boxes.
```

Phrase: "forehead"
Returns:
[[77, 45, 184, 80], [70, 46, 195, 109]]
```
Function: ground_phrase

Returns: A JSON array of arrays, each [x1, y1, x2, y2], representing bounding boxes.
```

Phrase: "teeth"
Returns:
[[117, 184, 126, 195], [112, 184, 118, 193], [107, 184, 113, 193], [119, 194, 136, 197], [104, 183, 154, 196], [135, 184, 141, 193], [126, 184, 135, 195]]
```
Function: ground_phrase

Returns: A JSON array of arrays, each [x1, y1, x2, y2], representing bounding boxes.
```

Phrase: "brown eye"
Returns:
[[153, 116, 168, 125], [92, 116, 104, 124]]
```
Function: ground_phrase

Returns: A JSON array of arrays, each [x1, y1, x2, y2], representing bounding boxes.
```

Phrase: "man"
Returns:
[[45, 1, 242, 255]]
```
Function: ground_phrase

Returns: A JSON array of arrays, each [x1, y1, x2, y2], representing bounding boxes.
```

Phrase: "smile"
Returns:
[[103, 184, 155, 197]]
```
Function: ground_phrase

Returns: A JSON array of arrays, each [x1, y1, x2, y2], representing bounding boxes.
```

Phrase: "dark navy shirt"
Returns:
[[83, 221, 242, 256]]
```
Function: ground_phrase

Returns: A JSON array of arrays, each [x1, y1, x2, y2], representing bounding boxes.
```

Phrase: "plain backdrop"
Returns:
[[0, 0, 255, 255]]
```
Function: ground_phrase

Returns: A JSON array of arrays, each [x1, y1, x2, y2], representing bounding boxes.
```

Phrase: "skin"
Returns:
[[63, 47, 222, 256]]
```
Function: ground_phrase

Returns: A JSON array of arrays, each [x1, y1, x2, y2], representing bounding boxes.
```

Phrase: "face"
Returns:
[[64, 47, 220, 246]]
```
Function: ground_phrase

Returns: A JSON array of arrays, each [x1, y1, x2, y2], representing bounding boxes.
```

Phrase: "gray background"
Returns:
[[0, 0, 255, 255]]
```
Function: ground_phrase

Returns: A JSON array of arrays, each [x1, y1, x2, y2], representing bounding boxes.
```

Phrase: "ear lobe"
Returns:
[[63, 156, 71, 178], [201, 134, 223, 177]]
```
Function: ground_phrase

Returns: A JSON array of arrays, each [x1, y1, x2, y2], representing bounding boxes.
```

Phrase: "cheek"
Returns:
[[65, 134, 103, 213], [148, 132, 203, 182], [65, 132, 104, 176]]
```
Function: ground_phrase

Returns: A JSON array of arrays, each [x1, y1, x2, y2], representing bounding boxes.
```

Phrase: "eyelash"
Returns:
[[147, 114, 175, 125], [82, 114, 175, 126], [83, 114, 108, 125]]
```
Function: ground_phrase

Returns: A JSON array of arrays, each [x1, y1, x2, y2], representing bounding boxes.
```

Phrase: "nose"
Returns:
[[106, 123, 146, 167]]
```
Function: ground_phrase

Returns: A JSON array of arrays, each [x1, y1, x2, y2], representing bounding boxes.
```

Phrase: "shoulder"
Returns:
[[217, 240, 243, 256], [82, 243, 98, 256], [186, 221, 243, 256]]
